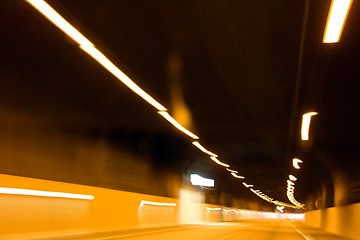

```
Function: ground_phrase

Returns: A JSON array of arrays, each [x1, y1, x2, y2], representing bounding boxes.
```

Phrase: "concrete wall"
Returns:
[[305, 203, 360, 240], [0, 174, 181, 239], [0, 174, 297, 240]]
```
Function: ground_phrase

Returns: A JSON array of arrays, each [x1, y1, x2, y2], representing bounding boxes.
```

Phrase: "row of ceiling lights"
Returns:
[[285, 0, 353, 208], [286, 113, 317, 209], [25, 0, 353, 210]]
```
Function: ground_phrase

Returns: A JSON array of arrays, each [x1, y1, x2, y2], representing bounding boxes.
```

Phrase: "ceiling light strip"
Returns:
[[323, 0, 353, 43], [210, 156, 230, 167], [158, 111, 199, 139], [192, 142, 218, 157], [230, 172, 244, 179], [26, 0, 166, 112], [301, 112, 318, 140]]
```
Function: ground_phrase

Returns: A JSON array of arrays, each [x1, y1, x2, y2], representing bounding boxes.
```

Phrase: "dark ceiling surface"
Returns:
[[0, 0, 359, 209]]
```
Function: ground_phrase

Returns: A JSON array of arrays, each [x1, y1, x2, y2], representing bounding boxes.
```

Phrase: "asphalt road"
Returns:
[[73, 220, 349, 240]]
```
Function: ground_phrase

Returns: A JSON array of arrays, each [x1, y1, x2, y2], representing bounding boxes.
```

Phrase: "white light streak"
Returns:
[[286, 180, 305, 208], [230, 172, 244, 179], [26, 0, 167, 111], [323, 0, 353, 43], [0, 187, 94, 200], [226, 168, 238, 173], [301, 112, 318, 140], [158, 111, 199, 139], [139, 200, 176, 208], [210, 156, 230, 167], [242, 182, 253, 188], [192, 142, 218, 157], [206, 207, 222, 213]]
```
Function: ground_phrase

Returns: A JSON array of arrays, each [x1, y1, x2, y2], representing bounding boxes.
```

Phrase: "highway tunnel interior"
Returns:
[[0, 0, 359, 239]]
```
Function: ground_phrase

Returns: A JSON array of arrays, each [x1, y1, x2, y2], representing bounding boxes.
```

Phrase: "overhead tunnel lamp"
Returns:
[[210, 156, 230, 167], [301, 112, 317, 140], [242, 182, 253, 188], [190, 174, 215, 187], [158, 111, 199, 139], [206, 207, 222, 213], [289, 175, 297, 181], [192, 142, 218, 157], [323, 0, 353, 43], [231, 172, 244, 179], [292, 158, 303, 169], [276, 206, 284, 213]]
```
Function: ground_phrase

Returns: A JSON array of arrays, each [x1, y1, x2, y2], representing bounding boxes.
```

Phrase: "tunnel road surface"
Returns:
[[65, 219, 350, 240]]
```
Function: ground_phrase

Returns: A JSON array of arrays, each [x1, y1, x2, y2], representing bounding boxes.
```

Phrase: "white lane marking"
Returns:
[[289, 222, 312, 240], [94, 226, 197, 239]]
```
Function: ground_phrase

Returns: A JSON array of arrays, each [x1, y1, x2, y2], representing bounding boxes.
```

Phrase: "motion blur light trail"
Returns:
[[323, 0, 353, 43], [25, 0, 167, 112], [301, 112, 318, 140], [210, 156, 230, 167], [158, 111, 199, 139], [192, 142, 218, 157], [0, 187, 94, 200], [139, 200, 176, 208]]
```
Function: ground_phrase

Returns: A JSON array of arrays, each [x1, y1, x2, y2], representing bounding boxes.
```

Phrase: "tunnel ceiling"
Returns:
[[1, 0, 359, 208]]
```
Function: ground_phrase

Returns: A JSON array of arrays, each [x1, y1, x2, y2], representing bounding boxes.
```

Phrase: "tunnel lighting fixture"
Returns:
[[139, 200, 176, 208], [287, 180, 295, 186], [210, 156, 230, 167], [26, 0, 167, 112], [242, 182, 253, 188], [223, 209, 237, 214], [25, 0, 93, 47], [158, 111, 199, 139], [250, 189, 258, 194], [289, 175, 297, 181], [323, 0, 353, 43], [230, 172, 244, 179], [226, 168, 238, 173], [276, 206, 284, 213], [286, 180, 305, 209], [206, 207, 222, 213], [190, 174, 215, 187], [192, 142, 218, 157], [292, 158, 303, 169], [0, 187, 94, 200], [301, 112, 318, 140]]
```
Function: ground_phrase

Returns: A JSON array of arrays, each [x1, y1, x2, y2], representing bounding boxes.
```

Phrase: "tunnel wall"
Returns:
[[0, 174, 293, 240], [305, 203, 360, 240]]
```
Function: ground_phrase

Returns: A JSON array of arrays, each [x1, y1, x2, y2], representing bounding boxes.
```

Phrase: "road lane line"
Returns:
[[289, 221, 312, 240], [94, 225, 199, 239]]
